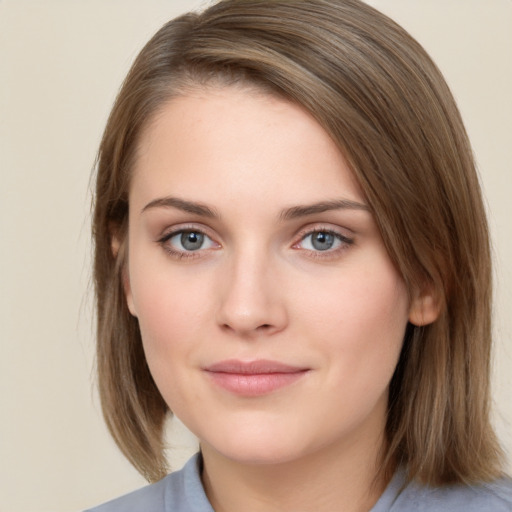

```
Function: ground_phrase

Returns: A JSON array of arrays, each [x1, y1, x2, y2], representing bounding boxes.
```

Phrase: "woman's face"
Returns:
[[125, 86, 413, 466]]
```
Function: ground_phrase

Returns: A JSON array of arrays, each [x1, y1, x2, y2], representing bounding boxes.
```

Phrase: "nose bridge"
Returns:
[[216, 242, 286, 336]]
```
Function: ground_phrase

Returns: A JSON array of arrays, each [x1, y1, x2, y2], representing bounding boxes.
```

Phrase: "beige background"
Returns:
[[1, 1, 510, 511]]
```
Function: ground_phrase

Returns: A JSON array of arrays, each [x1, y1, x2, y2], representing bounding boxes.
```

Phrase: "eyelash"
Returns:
[[292, 227, 354, 259], [157, 225, 219, 260], [157, 225, 354, 260]]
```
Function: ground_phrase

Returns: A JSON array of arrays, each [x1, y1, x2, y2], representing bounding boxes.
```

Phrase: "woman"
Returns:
[[87, 0, 512, 510]]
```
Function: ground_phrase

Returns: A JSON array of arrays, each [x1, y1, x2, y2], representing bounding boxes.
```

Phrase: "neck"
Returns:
[[201, 428, 389, 512]]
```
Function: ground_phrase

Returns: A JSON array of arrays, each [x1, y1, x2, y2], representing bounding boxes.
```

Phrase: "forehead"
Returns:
[[130, 86, 364, 212]]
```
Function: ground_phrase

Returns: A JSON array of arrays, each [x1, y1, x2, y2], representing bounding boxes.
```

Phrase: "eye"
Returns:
[[296, 230, 353, 252], [159, 229, 219, 257], [173, 231, 208, 251]]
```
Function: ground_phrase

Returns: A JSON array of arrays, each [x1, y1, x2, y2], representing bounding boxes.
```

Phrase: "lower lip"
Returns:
[[205, 371, 308, 396]]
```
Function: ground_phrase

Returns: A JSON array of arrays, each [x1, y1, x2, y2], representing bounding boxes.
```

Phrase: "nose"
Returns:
[[215, 248, 288, 338]]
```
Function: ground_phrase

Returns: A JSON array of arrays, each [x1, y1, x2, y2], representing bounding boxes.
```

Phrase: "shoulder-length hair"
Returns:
[[93, 0, 503, 484]]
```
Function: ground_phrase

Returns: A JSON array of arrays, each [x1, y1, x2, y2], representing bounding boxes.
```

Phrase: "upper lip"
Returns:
[[203, 359, 308, 374]]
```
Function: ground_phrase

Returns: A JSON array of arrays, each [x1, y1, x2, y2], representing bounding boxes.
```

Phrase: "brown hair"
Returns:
[[93, 0, 503, 484]]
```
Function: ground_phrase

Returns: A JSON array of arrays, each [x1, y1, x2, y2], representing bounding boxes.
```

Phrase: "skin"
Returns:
[[123, 86, 435, 512]]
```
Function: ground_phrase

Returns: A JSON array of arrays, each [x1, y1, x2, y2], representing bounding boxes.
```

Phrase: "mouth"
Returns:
[[203, 359, 310, 396]]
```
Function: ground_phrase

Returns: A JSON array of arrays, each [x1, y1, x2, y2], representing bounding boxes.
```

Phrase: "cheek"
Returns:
[[299, 260, 409, 385], [127, 252, 214, 377], [134, 281, 208, 349], [300, 256, 408, 330], [129, 271, 211, 413]]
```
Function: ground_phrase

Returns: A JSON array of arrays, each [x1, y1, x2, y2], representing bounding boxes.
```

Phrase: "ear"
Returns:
[[408, 286, 441, 326], [122, 268, 137, 318], [111, 229, 138, 318]]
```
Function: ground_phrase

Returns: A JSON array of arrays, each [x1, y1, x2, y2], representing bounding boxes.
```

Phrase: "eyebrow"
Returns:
[[141, 197, 218, 217], [280, 199, 370, 220], [141, 196, 370, 220]]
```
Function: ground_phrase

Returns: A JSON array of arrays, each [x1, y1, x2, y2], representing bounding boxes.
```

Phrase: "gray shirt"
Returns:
[[85, 454, 512, 511]]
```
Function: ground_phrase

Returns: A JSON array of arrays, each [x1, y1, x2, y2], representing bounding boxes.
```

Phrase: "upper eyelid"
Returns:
[[296, 231, 353, 246], [157, 223, 217, 241], [155, 222, 354, 246], [291, 227, 354, 254], [294, 223, 354, 239]]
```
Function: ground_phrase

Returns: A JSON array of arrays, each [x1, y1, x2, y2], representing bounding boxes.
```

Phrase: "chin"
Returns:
[[213, 443, 302, 466], [200, 425, 319, 467]]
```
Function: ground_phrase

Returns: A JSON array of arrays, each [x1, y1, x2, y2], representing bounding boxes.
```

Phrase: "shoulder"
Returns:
[[393, 476, 512, 511], [84, 454, 213, 512], [84, 477, 168, 512]]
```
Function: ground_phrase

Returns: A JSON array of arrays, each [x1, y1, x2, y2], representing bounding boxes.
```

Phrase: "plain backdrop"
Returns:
[[1, 1, 511, 511]]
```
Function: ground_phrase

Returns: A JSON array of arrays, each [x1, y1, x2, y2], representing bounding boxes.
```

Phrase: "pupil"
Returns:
[[312, 232, 334, 251], [181, 232, 204, 251]]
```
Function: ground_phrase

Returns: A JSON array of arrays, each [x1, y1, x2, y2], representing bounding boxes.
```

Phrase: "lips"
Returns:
[[203, 359, 309, 396]]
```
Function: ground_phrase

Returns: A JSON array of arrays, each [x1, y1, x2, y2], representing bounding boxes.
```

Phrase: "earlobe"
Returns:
[[111, 234, 121, 258], [111, 231, 138, 318], [408, 289, 441, 326], [123, 270, 137, 317]]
